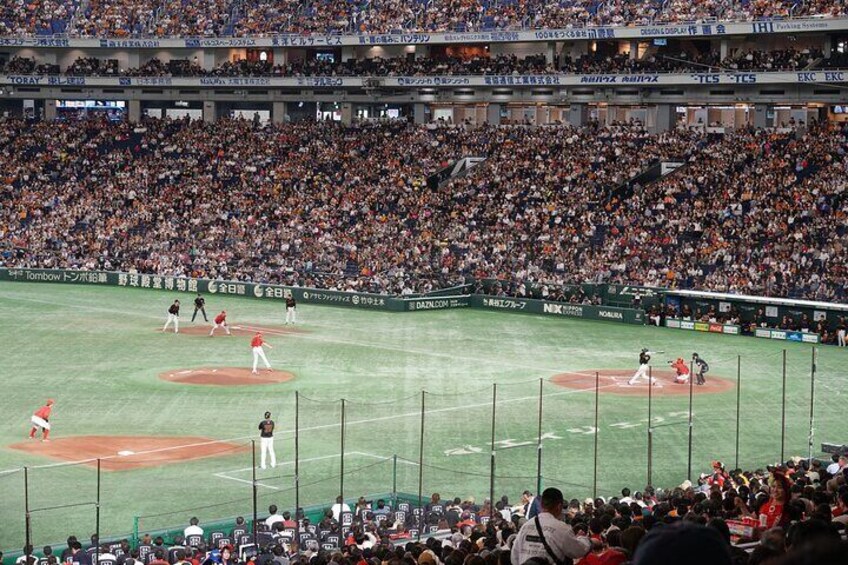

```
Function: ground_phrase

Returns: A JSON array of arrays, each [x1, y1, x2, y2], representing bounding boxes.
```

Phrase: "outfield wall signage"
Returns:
[[666, 318, 740, 335], [0, 268, 640, 325], [402, 296, 471, 311], [754, 327, 820, 343], [473, 295, 644, 324]]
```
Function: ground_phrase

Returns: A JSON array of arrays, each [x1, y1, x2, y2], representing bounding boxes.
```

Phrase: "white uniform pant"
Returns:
[[31, 415, 51, 430], [628, 364, 652, 385], [163, 313, 179, 333], [210, 322, 230, 335], [252, 346, 271, 372], [286, 306, 296, 324], [260, 436, 276, 468], [839, 329, 846, 347]]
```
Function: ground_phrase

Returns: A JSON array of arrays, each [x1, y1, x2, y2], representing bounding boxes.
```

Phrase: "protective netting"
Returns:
[[4, 346, 845, 549], [296, 395, 345, 512], [131, 437, 256, 538], [414, 387, 496, 509], [0, 467, 25, 550], [801, 347, 846, 466], [26, 459, 98, 547], [342, 393, 422, 501]]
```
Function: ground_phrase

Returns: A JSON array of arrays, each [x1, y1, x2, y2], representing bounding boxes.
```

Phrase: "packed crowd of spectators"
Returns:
[[4, 455, 848, 565], [0, 118, 707, 296], [0, 45, 836, 80], [2, 0, 848, 37], [1, 117, 846, 301], [582, 123, 848, 300]]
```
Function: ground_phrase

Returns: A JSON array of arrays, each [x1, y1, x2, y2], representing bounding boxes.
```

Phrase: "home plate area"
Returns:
[[549, 369, 735, 396]]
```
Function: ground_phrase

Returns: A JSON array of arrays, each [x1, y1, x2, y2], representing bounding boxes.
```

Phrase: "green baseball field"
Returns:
[[1, 281, 846, 551]]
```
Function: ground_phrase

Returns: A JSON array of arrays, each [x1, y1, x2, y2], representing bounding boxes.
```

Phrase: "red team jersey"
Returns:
[[215, 313, 227, 324], [34, 404, 53, 419], [251, 335, 263, 347]]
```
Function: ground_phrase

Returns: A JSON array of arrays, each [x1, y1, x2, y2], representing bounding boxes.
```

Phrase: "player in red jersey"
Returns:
[[251, 332, 273, 374], [29, 399, 55, 441], [669, 358, 690, 384], [209, 310, 231, 336]]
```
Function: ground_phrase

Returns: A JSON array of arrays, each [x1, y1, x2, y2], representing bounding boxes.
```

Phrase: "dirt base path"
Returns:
[[8, 435, 249, 471], [157, 323, 306, 337]]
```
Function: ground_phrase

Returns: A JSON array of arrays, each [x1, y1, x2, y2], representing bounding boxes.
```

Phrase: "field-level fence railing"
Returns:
[[2, 347, 838, 559]]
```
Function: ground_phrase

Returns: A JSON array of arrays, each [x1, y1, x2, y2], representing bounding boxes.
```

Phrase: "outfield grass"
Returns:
[[0, 281, 846, 550]]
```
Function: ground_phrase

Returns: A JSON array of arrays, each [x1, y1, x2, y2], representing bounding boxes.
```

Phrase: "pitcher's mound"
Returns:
[[160, 367, 295, 386], [550, 369, 734, 396]]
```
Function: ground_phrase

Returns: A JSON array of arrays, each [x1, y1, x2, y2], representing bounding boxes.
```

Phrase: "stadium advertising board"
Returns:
[[5, 72, 847, 89], [754, 328, 820, 344], [667, 290, 844, 342], [3, 17, 846, 49], [666, 318, 740, 335], [0, 268, 639, 324], [402, 296, 471, 311], [473, 295, 644, 324]]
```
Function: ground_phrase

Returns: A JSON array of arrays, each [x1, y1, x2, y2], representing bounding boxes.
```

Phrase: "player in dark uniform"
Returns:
[[191, 294, 208, 323], [163, 300, 180, 333], [258, 411, 276, 469], [628, 348, 664, 385], [285, 294, 297, 325], [692, 353, 709, 385]]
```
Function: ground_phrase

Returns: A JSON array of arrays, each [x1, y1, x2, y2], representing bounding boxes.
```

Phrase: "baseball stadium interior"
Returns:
[[2, 2, 848, 565]]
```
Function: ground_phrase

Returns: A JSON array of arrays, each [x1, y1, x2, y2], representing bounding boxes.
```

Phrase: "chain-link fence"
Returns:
[[2, 345, 837, 551]]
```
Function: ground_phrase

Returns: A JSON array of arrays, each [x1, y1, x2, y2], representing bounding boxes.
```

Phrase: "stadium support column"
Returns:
[[486, 104, 501, 125], [754, 104, 772, 129], [126, 51, 140, 70], [414, 103, 427, 124], [340, 102, 354, 125], [720, 40, 729, 61], [653, 104, 676, 133], [629, 40, 638, 60], [43, 99, 57, 121], [273, 49, 286, 66], [272, 102, 288, 124], [202, 101, 217, 123], [546, 42, 557, 65], [568, 104, 587, 127], [128, 100, 141, 123]]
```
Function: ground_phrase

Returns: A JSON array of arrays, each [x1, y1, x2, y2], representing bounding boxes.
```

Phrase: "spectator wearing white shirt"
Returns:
[[511, 488, 594, 565], [265, 504, 284, 529], [183, 517, 203, 538], [826, 455, 845, 476], [330, 495, 351, 522]]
